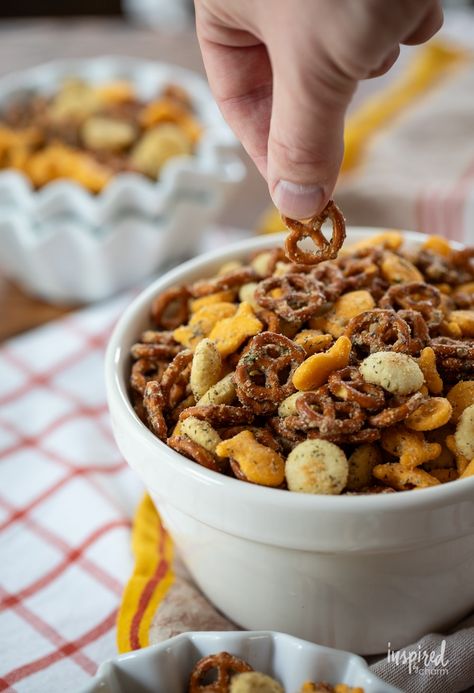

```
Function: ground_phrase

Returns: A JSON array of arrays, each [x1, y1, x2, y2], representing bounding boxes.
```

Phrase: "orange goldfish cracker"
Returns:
[[26, 144, 112, 192], [294, 331, 333, 355], [446, 435, 470, 475], [448, 310, 474, 337], [381, 425, 441, 468], [405, 397, 452, 431], [359, 351, 424, 395], [446, 381, 474, 423], [424, 427, 455, 469], [344, 230, 402, 253], [440, 320, 463, 339], [418, 346, 443, 394], [197, 372, 236, 406], [460, 459, 474, 479], [453, 281, 474, 300], [373, 463, 440, 490], [292, 336, 351, 391], [381, 251, 423, 283], [317, 290, 375, 338], [285, 440, 348, 495], [190, 338, 222, 400], [173, 302, 237, 348], [95, 79, 135, 104], [208, 302, 262, 357], [139, 98, 202, 143], [421, 234, 452, 257], [215, 430, 285, 487], [454, 404, 474, 459], [435, 283, 452, 295], [190, 290, 236, 312], [334, 686, 365, 693], [347, 443, 382, 490], [179, 416, 221, 454]]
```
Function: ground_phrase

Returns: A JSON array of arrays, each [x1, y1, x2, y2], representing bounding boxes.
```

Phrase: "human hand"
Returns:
[[195, 0, 443, 218]]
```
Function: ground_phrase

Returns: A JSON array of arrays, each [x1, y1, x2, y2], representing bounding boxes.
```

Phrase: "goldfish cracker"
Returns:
[[460, 459, 474, 479], [359, 351, 424, 395], [440, 319, 463, 339], [25, 143, 112, 192], [454, 404, 474, 460], [190, 338, 222, 400], [179, 416, 221, 454], [343, 230, 403, 253], [446, 434, 471, 475], [418, 346, 443, 395], [405, 397, 452, 431], [346, 444, 382, 490], [446, 381, 474, 423], [424, 427, 456, 469], [435, 283, 452, 295], [197, 372, 236, 406], [381, 251, 423, 283], [173, 302, 237, 348], [421, 234, 452, 257], [447, 310, 474, 337], [216, 430, 285, 487], [95, 79, 135, 104], [139, 98, 202, 143], [285, 440, 348, 494], [373, 463, 440, 490], [313, 290, 375, 338], [190, 290, 235, 312], [208, 302, 262, 357], [292, 336, 351, 391], [293, 331, 333, 355], [381, 425, 441, 468]]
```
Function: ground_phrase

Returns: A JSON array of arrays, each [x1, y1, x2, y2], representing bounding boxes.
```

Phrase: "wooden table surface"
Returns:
[[0, 18, 269, 341]]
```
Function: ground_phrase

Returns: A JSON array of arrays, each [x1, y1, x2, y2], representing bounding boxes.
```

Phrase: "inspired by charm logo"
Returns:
[[387, 640, 449, 676]]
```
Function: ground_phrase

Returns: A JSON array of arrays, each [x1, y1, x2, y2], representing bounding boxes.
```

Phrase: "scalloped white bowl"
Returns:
[[0, 56, 245, 302], [105, 229, 474, 655], [78, 631, 401, 693]]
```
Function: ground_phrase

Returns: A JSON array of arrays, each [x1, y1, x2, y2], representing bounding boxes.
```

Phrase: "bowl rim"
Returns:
[[105, 227, 474, 514]]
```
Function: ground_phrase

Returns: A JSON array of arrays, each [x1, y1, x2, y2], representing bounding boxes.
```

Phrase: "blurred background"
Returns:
[[1, 0, 474, 338]]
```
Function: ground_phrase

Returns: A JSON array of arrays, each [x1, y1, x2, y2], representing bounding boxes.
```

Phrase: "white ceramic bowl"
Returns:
[[0, 56, 245, 303], [78, 630, 401, 693], [105, 229, 474, 655]]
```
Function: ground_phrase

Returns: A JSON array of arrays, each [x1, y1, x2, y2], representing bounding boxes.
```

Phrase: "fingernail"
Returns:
[[272, 180, 324, 219]]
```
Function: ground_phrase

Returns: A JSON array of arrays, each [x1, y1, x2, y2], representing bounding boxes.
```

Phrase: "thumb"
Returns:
[[267, 63, 355, 219]]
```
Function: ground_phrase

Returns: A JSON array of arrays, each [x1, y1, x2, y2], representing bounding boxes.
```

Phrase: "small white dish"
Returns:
[[0, 56, 245, 303], [78, 630, 402, 693]]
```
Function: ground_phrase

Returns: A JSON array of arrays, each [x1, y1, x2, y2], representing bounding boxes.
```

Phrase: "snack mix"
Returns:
[[188, 651, 363, 693], [129, 201, 474, 494], [0, 78, 201, 191]]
